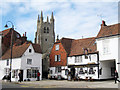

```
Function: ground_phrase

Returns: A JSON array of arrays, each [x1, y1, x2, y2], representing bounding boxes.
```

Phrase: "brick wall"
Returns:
[[50, 42, 67, 67]]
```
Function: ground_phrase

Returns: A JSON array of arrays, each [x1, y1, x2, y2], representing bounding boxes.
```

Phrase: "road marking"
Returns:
[[20, 85, 29, 87]]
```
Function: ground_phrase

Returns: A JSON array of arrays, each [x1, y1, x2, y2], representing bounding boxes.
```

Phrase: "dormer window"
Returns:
[[29, 49, 32, 53]]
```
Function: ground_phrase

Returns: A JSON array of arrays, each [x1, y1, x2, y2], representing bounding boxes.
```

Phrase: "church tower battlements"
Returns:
[[35, 11, 55, 53]]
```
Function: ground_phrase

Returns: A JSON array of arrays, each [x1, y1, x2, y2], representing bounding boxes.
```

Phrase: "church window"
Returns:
[[45, 38, 48, 41], [47, 27, 49, 33], [44, 27, 46, 33]]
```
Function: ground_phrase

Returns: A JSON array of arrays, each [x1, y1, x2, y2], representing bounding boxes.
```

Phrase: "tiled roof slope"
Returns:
[[0, 28, 21, 37], [32, 43, 42, 54], [1, 42, 42, 60], [97, 23, 120, 38], [60, 38, 74, 55], [69, 37, 97, 56]]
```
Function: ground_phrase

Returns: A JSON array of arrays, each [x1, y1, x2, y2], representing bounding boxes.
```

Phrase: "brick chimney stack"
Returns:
[[56, 35, 60, 42], [25, 32, 26, 37], [101, 20, 107, 27]]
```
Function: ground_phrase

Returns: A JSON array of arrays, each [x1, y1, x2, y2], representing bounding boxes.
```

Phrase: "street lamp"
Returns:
[[4, 21, 14, 82]]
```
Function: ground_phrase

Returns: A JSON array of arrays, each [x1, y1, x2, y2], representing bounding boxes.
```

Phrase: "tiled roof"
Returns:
[[0, 28, 20, 37], [97, 23, 120, 38], [60, 37, 74, 55], [69, 37, 97, 56], [32, 43, 42, 54], [1, 42, 42, 60]]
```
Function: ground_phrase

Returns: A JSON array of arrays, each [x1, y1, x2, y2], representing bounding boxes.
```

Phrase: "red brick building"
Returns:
[[0, 28, 27, 57], [49, 38, 74, 79]]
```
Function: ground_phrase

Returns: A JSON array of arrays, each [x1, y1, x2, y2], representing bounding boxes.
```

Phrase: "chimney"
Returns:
[[21, 32, 27, 44], [25, 32, 26, 37], [56, 35, 59, 42], [101, 20, 107, 27]]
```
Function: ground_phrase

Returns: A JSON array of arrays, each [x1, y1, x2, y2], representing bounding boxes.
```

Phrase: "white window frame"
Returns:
[[75, 56, 82, 63], [55, 55, 61, 62], [55, 44, 59, 51], [27, 59, 32, 65], [102, 40, 110, 54]]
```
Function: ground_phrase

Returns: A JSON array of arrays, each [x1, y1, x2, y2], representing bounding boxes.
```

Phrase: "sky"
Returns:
[[0, 0, 119, 42]]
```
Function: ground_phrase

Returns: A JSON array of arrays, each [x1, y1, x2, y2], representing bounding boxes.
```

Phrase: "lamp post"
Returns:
[[4, 21, 14, 82]]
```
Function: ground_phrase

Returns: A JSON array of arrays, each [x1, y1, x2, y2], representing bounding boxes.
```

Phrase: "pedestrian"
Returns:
[[37, 71, 40, 81], [114, 70, 119, 84], [18, 71, 22, 82]]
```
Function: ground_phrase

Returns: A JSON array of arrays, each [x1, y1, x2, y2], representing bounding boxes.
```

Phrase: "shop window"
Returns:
[[79, 68, 85, 74], [27, 69, 39, 78], [12, 70, 18, 78], [5, 68, 10, 75], [32, 70, 39, 78], [89, 68, 95, 74], [55, 67, 61, 73], [65, 69, 69, 75], [27, 69, 32, 78], [55, 55, 61, 62]]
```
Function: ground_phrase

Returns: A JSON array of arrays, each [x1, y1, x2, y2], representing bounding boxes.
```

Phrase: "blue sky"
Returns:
[[0, 0, 119, 42]]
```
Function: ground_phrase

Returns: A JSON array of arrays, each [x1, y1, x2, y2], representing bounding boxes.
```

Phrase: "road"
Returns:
[[1, 80, 119, 90]]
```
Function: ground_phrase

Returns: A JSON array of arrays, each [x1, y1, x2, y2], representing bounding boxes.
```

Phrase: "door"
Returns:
[[71, 67, 75, 79], [20, 70, 23, 81]]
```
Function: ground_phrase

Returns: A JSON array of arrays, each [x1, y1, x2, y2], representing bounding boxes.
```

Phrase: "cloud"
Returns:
[[1, 0, 118, 42]]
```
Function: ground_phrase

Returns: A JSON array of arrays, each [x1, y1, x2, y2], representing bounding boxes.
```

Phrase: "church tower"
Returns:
[[35, 11, 55, 53]]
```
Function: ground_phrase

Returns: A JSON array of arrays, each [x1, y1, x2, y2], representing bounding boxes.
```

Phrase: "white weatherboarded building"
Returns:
[[68, 37, 99, 80], [68, 21, 120, 80], [96, 21, 120, 80], [0, 42, 42, 81]]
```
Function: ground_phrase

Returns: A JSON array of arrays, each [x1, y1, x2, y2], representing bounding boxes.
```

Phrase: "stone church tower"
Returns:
[[35, 11, 55, 53], [34, 11, 55, 78]]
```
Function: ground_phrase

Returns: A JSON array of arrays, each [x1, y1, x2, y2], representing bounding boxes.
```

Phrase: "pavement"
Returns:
[[19, 80, 118, 88], [1, 79, 119, 89]]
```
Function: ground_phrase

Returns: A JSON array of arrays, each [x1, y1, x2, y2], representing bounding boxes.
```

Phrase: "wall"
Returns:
[[68, 54, 98, 65], [96, 36, 119, 73], [0, 58, 21, 80], [99, 60, 115, 79], [118, 36, 120, 81], [50, 43, 67, 67], [49, 66, 68, 79], [21, 44, 42, 81]]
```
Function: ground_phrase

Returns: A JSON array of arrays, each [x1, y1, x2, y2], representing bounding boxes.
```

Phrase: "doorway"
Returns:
[[20, 70, 23, 81], [71, 67, 75, 79]]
